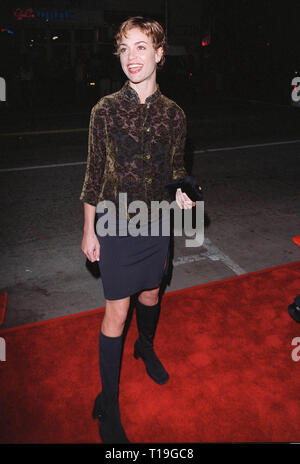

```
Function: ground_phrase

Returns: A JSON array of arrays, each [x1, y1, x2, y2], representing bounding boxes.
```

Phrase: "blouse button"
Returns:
[[146, 177, 152, 184], [146, 103, 150, 109], [146, 127, 150, 132], [145, 154, 151, 159]]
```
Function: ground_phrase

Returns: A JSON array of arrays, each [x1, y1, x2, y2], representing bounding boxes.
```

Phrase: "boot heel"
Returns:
[[133, 344, 140, 360], [92, 393, 107, 420], [92, 393, 101, 419], [134, 350, 140, 360]]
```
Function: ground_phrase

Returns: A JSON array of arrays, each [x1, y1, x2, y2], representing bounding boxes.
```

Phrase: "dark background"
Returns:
[[1, 0, 300, 112]]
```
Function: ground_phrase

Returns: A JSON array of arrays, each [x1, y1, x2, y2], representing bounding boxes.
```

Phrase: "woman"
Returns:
[[80, 16, 199, 444]]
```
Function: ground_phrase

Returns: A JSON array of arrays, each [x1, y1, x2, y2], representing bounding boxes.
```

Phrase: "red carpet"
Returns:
[[292, 235, 300, 246], [0, 262, 299, 443]]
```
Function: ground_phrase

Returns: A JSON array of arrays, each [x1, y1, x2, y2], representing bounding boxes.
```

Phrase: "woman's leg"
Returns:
[[93, 297, 131, 443], [134, 286, 169, 385], [138, 287, 160, 306], [102, 297, 131, 336]]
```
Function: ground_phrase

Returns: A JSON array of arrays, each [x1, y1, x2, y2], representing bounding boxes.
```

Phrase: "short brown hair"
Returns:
[[114, 16, 167, 69]]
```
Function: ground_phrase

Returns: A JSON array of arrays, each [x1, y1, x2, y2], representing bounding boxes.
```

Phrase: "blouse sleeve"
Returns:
[[172, 109, 188, 180], [80, 104, 107, 206]]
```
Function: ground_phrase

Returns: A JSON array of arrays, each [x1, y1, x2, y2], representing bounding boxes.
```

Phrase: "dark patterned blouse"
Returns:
[[80, 80, 187, 220]]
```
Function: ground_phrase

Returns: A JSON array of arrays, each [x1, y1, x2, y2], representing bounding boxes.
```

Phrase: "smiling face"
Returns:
[[118, 27, 163, 85]]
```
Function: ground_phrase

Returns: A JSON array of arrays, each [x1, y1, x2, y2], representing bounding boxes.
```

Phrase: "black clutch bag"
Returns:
[[164, 176, 203, 202]]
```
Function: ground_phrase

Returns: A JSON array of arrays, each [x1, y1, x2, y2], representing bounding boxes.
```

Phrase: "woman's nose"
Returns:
[[128, 48, 137, 61]]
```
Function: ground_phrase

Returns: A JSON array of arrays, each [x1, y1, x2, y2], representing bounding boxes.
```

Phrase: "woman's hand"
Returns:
[[81, 232, 100, 262], [175, 188, 196, 209]]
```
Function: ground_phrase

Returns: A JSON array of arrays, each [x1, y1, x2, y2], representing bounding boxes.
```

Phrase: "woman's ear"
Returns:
[[155, 46, 163, 64]]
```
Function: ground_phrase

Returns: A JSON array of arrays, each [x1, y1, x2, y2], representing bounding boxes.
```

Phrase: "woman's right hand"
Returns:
[[81, 232, 100, 262]]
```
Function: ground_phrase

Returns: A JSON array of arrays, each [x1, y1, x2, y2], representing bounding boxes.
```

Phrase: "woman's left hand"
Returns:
[[175, 188, 196, 209]]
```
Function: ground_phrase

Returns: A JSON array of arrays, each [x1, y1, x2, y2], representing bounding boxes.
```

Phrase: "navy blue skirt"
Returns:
[[95, 212, 170, 300]]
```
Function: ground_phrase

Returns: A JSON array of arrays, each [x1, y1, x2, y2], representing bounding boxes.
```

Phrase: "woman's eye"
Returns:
[[119, 48, 126, 54], [138, 46, 145, 50]]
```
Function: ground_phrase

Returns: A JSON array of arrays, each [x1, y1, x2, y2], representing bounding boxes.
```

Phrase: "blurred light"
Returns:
[[266, 42, 270, 46], [189, 73, 192, 77], [201, 34, 210, 47], [52, 36, 58, 40], [89, 82, 96, 86], [294, 86, 297, 90], [14, 8, 35, 20], [1, 28, 14, 34]]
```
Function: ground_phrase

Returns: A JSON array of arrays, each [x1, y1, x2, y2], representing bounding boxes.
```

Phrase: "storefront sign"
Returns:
[[13, 8, 73, 21]]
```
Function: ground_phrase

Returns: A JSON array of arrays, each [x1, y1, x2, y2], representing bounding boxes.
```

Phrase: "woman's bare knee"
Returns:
[[101, 297, 130, 336], [138, 287, 160, 306]]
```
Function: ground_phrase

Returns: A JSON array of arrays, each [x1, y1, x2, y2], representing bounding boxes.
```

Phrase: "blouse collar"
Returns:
[[120, 80, 161, 105]]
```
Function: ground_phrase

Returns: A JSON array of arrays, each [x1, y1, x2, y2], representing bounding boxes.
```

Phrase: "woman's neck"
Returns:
[[129, 78, 157, 104]]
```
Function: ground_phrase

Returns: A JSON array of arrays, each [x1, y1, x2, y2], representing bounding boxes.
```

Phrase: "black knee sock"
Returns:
[[136, 299, 160, 341], [99, 331, 123, 404]]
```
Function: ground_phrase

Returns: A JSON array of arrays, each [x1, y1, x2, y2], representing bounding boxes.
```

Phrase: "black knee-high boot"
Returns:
[[92, 331, 130, 443], [134, 298, 169, 385]]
